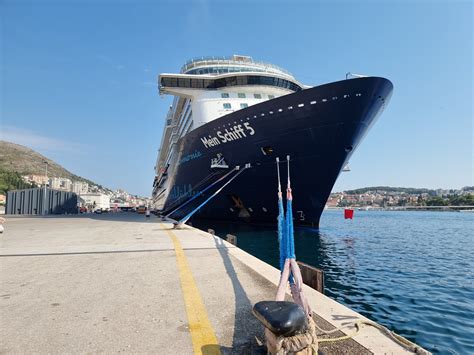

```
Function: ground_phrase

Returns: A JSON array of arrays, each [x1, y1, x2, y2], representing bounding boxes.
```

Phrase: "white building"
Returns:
[[72, 181, 89, 194], [79, 193, 110, 210], [23, 174, 48, 186], [49, 177, 72, 191]]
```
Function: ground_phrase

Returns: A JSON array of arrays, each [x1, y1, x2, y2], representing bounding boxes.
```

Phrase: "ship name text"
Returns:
[[200, 123, 255, 149]]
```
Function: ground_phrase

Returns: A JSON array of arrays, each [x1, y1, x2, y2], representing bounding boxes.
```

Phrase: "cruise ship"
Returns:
[[152, 55, 393, 227]]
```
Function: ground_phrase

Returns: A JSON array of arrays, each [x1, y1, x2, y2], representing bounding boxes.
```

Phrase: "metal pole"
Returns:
[[43, 162, 48, 216]]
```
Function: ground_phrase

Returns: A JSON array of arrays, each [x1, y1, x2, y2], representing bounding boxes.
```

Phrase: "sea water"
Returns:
[[194, 210, 474, 354]]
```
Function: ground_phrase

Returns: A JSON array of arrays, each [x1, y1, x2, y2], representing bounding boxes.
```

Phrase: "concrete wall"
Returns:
[[6, 188, 78, 215]]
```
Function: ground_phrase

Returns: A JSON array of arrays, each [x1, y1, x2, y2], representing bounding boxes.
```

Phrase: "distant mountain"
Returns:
[[0, 140, 102, 189]]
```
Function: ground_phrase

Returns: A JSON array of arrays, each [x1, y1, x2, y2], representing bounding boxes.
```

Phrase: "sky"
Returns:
[[1, 0, 472, 196]]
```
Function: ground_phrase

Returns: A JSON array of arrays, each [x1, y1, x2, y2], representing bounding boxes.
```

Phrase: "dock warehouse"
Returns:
[[5, 188, 78, 215]]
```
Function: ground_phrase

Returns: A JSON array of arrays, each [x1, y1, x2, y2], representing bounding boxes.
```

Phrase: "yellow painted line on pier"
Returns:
[[162, 225, 221, 355]]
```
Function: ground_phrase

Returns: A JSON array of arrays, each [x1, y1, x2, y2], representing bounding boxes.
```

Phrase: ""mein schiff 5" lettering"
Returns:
[[200, 122, 255, 148]]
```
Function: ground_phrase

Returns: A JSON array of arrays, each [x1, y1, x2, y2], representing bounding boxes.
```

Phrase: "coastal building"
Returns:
[[49, 177, 72, 191], [79, 193, 110, 210], [22, 174, 48, 186], [72, 181, 89, 194]]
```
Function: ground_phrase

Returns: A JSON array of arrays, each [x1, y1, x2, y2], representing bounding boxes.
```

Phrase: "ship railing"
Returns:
[[180, 56, 293, 77], [346, 72, 369, 79]]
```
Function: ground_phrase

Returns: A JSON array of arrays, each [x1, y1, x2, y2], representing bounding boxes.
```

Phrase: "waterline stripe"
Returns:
[[163, 225, 221, 355]]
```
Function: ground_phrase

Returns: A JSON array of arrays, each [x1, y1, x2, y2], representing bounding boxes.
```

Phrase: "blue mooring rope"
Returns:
[[276, 156, 295, 283]]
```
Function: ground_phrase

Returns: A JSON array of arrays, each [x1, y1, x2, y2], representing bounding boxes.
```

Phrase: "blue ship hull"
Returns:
[[158, 77, 393, 227]]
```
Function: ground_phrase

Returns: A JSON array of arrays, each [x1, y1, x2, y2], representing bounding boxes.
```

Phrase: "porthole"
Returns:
[[288, 106, 293, 110], [322, 99, 327, 102], [310, 101, 317, 105], [298, 103, 304, 107], [269, 111, 274, 114], [345, 146, 353, 153], [278, 109, 283, 112], [262, 207, 268, 212]]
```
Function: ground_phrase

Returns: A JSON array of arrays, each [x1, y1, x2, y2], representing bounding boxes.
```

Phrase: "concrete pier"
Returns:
[[0, 214, 428, 354]]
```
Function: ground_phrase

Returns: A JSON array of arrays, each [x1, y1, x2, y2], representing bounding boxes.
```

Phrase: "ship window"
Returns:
[[268, 95, 275, 99], [278, 108, 283, 112], [236, 76, 248, 85], [240, 103, 248, 108], [191, 79, 203, 88], [221, 93, 229, 98], [298, 103, 304, 107], [223, 103, 232, 109], [238, 93, 246, 98], [288, 106, 293, 110], [310, 100, 317, 104], [161, 75, 302, 92], [178, 78, 190, 87]]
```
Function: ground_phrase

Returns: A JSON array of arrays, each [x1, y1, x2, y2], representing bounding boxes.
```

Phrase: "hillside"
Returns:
[[344, 186, 435, 195], [0, 140, 102, 190]]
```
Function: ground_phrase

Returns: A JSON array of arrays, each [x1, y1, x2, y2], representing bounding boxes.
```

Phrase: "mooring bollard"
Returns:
[[297, 261, 325, 294], [226, 234, 237, 246], [207, 228, 215, 235], [0, 217, 5, 234]]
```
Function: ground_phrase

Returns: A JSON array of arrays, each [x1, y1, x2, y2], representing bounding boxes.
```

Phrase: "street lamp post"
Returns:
[[43, 161, 48, 216]]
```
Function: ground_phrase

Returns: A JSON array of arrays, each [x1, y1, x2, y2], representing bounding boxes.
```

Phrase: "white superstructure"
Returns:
[[153, 55, 304, 203]]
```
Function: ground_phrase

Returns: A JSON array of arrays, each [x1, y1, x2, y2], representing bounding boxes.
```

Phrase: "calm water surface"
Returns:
[[194, 210, 474, 354]]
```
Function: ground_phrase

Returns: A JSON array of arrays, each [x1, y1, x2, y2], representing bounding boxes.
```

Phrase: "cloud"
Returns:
[[0, 126, 85, 153]]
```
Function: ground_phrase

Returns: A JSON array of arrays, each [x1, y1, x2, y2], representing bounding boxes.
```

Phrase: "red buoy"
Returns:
[[344, 209, 354, 219]]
